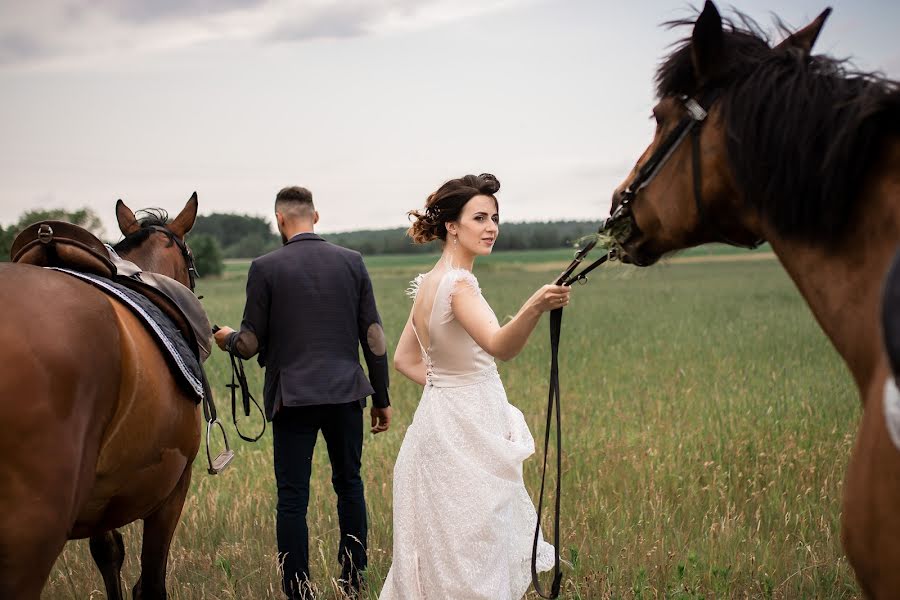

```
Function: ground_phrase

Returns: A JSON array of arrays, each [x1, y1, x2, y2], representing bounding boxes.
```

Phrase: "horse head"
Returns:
[[608, 1, 832, 265], [114, 193, 199, 290]]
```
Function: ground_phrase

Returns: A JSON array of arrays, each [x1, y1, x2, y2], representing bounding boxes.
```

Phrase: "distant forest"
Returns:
[[2, 210, 605, 263], [193, 213, 605, 258]]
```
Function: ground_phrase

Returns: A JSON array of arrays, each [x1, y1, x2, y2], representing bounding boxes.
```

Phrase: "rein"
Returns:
[[224, 349, 266, 443], [204, 325, 266, 475], [531, 229, 609, 599], [532, 88, 761, 598]]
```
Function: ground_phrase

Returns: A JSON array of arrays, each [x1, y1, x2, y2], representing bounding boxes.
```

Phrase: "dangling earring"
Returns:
[[445, 232, 458, 269]]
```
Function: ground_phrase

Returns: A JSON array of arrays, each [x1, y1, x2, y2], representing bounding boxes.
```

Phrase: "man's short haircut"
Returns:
[[275, 186, 314, 219]]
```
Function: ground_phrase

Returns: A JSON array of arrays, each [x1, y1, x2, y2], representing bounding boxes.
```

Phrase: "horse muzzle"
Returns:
[[618, 247, 660, 267], [601, 206, 660, 267]]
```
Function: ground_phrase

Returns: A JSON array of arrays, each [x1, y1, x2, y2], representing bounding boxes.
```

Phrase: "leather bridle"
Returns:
[[149, 225, 199, 291], [609, 89, 763, 256], [531, 90, 763, 599]]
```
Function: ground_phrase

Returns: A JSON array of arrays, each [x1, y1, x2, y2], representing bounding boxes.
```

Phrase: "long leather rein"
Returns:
[[202, 328, 267, 476], [530, 88, 761, 598]]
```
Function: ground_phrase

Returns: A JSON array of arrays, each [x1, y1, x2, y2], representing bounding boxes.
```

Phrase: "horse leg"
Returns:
[[89, 529, 126, 600], [132, 466, 193, 600], [0, 484, 72, 599], [0, 528, 67, 600], [842, 378, 900, 599]]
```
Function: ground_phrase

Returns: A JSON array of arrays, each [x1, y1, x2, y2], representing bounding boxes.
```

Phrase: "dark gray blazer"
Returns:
[[232, 233, 390, 420]]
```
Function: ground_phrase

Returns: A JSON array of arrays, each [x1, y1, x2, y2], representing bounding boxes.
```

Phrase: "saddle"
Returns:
[[883, 248, 900, 381], [10, 221, 116, 279], [10, 221, 205, 360]]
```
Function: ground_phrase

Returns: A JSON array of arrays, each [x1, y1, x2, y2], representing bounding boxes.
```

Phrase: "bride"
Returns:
[[380, 173, 571, 599]]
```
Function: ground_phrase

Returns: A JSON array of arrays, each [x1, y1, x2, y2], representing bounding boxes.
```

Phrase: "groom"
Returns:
[[214, 186, 391, 599]]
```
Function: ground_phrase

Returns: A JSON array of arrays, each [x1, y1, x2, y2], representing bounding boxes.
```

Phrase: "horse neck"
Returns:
[[763, 139, 900, 401]]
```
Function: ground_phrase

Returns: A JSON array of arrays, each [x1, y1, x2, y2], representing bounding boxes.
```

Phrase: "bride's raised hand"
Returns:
[[453, 279, 572, 362], [526, 284, 572, 314]]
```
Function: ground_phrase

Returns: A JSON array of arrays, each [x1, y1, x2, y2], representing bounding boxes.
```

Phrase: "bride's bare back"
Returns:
[[407, 267, 497, 383]]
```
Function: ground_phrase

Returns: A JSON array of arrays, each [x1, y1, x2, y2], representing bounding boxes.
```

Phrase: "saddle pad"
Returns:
[[883, 247, 900, 379], [105, 244, 212, 362], [884, 378, 900, 451], [49, 267, 204, 401]]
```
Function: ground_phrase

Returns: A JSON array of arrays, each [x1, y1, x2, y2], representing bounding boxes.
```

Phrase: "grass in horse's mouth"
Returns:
[[573, 217, 632, 256]]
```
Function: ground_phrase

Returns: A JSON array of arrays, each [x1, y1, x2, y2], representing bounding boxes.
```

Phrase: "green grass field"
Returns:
[[44, 248, 861, 599], [330, 243, 773, 272]]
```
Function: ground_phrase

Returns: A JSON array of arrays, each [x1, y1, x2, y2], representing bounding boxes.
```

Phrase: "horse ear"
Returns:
[[169, 192, 198, 238], [116, 199, 140, 237], [691, 0, 725, 85], [774, 7, 831, 56]]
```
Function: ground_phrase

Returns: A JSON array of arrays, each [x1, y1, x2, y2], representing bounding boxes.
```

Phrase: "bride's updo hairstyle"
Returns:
[[408, 173, 500, 244]]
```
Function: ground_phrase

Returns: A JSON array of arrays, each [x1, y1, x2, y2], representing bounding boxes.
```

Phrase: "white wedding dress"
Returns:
[[380, 268, 554, 600]]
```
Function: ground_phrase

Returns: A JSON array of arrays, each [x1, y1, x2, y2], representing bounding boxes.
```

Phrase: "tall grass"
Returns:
[[44, 253, 860, 599]]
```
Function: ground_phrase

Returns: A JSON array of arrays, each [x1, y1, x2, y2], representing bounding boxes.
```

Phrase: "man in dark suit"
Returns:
[[213, 186, 391, 599]]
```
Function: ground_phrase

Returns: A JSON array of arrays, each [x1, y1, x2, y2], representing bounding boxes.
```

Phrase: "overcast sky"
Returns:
[[1, 0, 897, 239]]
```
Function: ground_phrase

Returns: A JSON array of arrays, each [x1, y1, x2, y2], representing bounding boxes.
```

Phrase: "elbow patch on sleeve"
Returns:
[[366, 323, 387, 356]]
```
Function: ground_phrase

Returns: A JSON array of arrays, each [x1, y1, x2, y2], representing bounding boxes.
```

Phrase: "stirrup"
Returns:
[[206, 418, 234, 475]]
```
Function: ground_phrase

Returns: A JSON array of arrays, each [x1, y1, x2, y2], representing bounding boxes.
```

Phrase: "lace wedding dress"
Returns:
[[380, 268, 554, 600]]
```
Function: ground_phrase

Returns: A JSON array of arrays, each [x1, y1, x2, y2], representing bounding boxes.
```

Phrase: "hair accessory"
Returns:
[[425, 206, 442, 222]]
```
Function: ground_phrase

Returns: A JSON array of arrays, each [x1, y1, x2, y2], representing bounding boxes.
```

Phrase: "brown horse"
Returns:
[[608, 2, 900, 596], [0, 195, 202, 599]]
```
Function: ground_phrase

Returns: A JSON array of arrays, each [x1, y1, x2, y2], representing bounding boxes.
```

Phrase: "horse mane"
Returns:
[[113, 208, 172, 254], [656, 11, 900, 244]]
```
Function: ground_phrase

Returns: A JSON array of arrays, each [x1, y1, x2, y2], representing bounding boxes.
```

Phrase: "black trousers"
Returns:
[[272, 401, 367, 597]]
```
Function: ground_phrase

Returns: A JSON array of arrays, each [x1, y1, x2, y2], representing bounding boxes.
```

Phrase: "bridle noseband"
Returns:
[[149, 225, 199, 291], [611, 89, 763, 252]]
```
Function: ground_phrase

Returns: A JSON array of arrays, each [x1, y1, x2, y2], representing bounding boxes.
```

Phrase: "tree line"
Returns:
[[192, 213, 606, 255], [2, 209, 605, 278], [323, 220, 605, 255]]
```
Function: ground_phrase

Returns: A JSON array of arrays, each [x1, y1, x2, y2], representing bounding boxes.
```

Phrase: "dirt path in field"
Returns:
[[520, 251, 777, 272]]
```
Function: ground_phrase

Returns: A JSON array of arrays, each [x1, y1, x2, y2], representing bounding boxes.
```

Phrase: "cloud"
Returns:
[[268, 2, 384, 42], [0, 31, 50, 64], [0, 0, 528, 69], [108, 0, 267, 24]]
